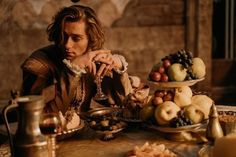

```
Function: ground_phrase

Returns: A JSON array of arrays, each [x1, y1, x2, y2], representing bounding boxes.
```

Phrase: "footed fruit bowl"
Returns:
[[147, 77, 204, 89], [85, 107, 127, 141], [147, 121, 205, 133]]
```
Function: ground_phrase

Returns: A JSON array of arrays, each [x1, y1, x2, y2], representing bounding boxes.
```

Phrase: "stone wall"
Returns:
[[0, 0, 211, 100]]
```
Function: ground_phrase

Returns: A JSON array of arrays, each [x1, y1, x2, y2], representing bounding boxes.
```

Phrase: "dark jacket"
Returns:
[[21, 45, 133, 114]]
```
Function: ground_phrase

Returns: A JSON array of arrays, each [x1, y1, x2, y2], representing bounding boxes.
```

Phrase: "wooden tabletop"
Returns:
[[0, 124, 203, 157], [56, 125, 202, 157], [2, 104, 235, 157]]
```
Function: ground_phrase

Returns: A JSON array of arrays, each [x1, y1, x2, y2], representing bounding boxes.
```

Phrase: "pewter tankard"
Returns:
[[2, 95, 48, 157]]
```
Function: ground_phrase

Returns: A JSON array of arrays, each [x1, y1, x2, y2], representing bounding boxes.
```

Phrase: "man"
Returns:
[[21, 5, 133, 116]]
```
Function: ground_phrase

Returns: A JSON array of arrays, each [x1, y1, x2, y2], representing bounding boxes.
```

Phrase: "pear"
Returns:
[[191, 57, 206, 79], [191, 95, 213, 119], [167, 63, 187, 81], [184, 105, 204, 124]]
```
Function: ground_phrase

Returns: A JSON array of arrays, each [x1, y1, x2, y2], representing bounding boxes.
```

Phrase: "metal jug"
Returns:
[[2, 95, 48, 157]]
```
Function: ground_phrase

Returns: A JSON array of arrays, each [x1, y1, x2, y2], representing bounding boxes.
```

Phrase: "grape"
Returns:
[[162, 50, 193, 68], [170, 111, 193, 128]]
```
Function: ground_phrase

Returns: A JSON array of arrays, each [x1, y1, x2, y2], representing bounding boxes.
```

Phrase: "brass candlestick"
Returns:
[[206, 103, 224, 143]]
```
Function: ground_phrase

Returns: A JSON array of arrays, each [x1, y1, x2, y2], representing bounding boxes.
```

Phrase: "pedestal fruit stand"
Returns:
[[145, 50, 212, 142]]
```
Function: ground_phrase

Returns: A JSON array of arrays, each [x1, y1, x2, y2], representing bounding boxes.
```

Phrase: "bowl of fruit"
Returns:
[[144, 86, 212, 134], [85, 107, 127, 141], [148, 50, 205, 89]]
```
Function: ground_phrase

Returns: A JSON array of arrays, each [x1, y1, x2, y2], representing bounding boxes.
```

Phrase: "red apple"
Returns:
[[158, 66, 165, 74], [152, 96, 163, 106], [163, 59, 171, 69], [161, 73, 169, 82], [163, 91, 174, 101], [154, 90, 165, 98], [149, 72, 161, 81]]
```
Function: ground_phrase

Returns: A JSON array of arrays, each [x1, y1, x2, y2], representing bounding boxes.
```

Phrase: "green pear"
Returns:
[[191, 57, 206, 79], [184, 105, 204, 124], [168, 63, 187, 81], [191, 95, 213, 119]]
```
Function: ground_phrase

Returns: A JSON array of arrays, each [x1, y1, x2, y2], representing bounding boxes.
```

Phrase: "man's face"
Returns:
[[63, 20, 89, 60]]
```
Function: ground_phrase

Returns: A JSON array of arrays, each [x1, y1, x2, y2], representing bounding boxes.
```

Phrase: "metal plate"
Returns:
[[57, 120, 85, 140]]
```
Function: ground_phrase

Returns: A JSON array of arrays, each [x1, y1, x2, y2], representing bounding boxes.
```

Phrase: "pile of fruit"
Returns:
[[149, 50, 206, 82], [139, 86, 213, 128]]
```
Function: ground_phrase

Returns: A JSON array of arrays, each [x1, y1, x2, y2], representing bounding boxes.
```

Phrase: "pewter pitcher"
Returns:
[[2, 95, 48, 157]]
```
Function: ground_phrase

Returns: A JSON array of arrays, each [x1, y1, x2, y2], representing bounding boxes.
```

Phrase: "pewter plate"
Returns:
[[147, 77, 205, 89], [57, 120, 85, 140]]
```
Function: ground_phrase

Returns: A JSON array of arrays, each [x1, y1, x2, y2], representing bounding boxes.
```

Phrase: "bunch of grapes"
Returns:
[[169, 111, 193, 128], [161, 50, 196, 80], [162, 50, 193, 68]]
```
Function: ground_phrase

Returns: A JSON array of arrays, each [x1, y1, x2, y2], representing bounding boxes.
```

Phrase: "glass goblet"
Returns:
[[93, 62, 108, 101], [39, 113, 61, 157]]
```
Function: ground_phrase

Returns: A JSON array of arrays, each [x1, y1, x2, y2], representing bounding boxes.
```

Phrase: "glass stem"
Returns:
[[48, 135, 56, 157], [96, 76, 102, 94]]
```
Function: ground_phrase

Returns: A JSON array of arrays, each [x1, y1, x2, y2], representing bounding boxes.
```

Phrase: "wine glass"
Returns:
[[93, 62, 108, 101], [39, 113, 62, 157]]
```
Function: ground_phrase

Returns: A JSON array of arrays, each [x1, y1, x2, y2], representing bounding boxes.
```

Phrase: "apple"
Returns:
[[167, 63, 187, 81], [149, 71, 161, 81], [158, 66, 165, 74], [163, 59, 171, 69], [151, 63, 162, 72], [152, 96, 163, 106], [161, 73, 169, 82], [175, 86, 193, 98], [163, 91, 174, 101], [154, 90, 165, 97], [154, 101, 181, 125], [173, 92, 192, 108], [183, 105, 204, 124]]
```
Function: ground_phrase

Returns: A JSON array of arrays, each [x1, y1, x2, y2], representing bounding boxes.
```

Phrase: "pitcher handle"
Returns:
[[2, 99, 18, 157]]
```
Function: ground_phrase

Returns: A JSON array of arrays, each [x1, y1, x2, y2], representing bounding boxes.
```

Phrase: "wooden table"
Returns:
[[2, 104, 235, 157], [56, 126, 202, 157], [0, 123, 203, 157]]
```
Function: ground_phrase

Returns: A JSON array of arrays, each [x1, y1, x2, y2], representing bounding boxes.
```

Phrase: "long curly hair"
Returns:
[[47, 5, 105, 50]]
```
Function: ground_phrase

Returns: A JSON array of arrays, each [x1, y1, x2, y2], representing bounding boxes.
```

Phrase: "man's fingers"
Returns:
[[91, 61, 97, 76], [102, 64, 112, 76], [92, 50, 112, 61], [97, 63, 106, 77]]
